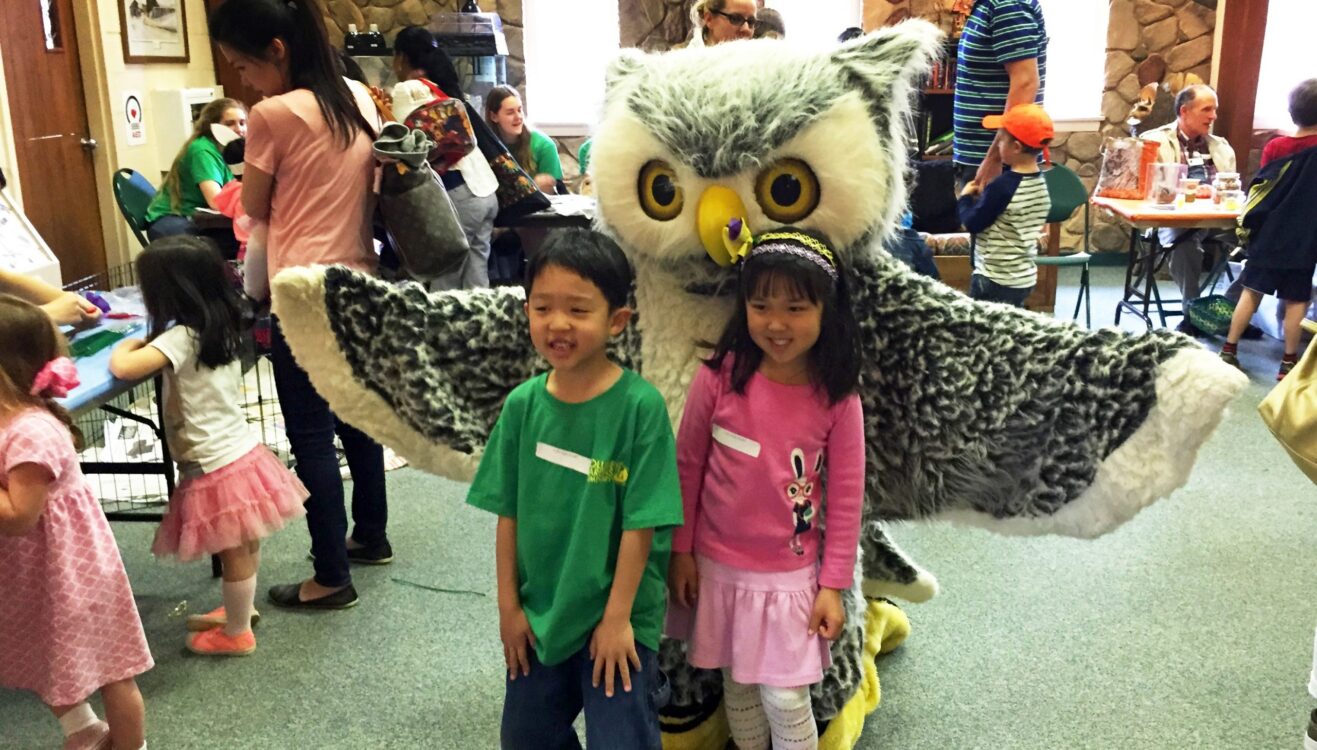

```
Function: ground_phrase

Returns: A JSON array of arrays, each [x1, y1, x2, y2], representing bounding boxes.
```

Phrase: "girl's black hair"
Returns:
[[208, 0, 375, 149], [524, 228, 633, 310], [705, 229, 860, 404], [394, 26, 465, 100], [135, 236, 246, 370]]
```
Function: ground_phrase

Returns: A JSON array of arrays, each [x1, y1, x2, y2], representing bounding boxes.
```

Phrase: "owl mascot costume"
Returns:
[[270, 22, 1246, 749]]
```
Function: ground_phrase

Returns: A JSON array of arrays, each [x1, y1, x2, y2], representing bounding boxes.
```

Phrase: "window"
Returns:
[[522, 0, 620, 134], [1255, 0, 1316, 130], [763, 0, 861, 50], [1036, 0, 1107, 124]]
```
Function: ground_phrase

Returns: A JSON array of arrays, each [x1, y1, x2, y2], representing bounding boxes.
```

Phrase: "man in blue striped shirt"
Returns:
[[953, 0, 1048, 190]]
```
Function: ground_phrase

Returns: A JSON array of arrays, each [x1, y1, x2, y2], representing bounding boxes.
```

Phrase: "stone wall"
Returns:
[[319, 0, 527, 90]]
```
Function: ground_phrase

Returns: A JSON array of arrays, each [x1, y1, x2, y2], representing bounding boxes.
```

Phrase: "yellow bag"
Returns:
[[1258, 320, 1317, 483]]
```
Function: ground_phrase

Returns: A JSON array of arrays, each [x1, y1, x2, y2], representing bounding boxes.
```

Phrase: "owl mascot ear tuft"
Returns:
[[829, 20, 944, 105], [603, 48, 646, 107]]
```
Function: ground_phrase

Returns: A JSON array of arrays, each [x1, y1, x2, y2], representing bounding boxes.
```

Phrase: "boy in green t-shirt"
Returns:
[[466, 228, 683, 749]]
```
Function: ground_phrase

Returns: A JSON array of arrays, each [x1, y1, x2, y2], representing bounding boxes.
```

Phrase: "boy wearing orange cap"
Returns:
[[957, 103, 1054, 307]]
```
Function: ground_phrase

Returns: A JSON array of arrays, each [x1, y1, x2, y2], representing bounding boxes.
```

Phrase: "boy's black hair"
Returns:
[[706, 228, 861, 404], [523, 228, 633, 310], [136, 236, 247, 369], [1290, 78, 1317, 129]]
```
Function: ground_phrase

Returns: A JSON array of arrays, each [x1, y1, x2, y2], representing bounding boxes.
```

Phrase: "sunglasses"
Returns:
[[711, 9, 757, 29]]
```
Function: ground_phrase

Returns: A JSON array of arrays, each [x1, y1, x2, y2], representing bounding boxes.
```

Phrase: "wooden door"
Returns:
[[0, 0, 107, 282]]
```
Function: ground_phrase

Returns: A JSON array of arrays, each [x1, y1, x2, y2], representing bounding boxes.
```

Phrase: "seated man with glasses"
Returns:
[[690, 0, 757, 47]]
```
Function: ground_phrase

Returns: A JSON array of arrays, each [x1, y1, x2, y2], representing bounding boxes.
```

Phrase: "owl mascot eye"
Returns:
[[268, 21, 1246, 749]]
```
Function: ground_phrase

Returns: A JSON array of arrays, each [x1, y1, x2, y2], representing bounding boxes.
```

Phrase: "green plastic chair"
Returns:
[[112, 168, 158, 249], [1037, 163, 1093, 326]]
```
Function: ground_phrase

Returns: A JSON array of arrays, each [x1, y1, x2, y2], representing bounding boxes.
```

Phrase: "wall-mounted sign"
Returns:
[[124, 92, 146, 145]]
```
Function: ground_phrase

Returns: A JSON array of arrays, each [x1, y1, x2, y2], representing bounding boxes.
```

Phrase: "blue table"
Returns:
[[59, 319, 223, 576], [57, 319, 177, 515]]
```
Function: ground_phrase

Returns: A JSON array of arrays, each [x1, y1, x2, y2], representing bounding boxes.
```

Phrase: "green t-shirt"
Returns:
[[144, 136, 233, 223], [528, 129, 564, 181], [577, 139, 593, 175], [467, 369, 683, 666]]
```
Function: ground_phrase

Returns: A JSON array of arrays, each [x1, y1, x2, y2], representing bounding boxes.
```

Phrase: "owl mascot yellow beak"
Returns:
[[697, 185, 752, 266]]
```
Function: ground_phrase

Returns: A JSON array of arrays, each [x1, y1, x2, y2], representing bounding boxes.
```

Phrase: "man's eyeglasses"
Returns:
[[711, 9, 757, 29]]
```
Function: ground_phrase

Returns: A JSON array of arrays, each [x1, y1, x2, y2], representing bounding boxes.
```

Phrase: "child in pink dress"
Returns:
[[0, 295, 152, 750], [110, 236, 307, 657], [666, 229, 866, 750]]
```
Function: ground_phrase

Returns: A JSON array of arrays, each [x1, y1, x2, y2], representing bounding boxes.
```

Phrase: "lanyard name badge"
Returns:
[[1186, 150, 1208, 181]]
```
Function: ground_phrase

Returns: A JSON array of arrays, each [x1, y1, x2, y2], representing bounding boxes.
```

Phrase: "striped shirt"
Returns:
[[953, 0, 1048, 166], [958, 170, 1050, 288]]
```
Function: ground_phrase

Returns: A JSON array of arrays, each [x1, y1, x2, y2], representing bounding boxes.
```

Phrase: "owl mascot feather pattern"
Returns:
[[269, 21, 1246, 749]]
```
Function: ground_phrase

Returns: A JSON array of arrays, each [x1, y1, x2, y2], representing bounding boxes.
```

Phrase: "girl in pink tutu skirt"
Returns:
[[666, 229, 865, 750], [0, 295, 152, 750], [110, 236, 307, 657]]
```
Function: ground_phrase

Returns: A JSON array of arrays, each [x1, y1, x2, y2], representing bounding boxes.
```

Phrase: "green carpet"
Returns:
[[3, 267, 1314, 748]]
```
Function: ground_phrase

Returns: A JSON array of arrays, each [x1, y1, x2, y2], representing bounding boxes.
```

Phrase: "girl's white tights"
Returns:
[[721, 669, 818, 750]]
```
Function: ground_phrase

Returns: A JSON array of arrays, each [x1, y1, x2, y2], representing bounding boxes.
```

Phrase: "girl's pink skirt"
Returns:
[[153, 444, 307, 561], [665, 554, 832, 688]]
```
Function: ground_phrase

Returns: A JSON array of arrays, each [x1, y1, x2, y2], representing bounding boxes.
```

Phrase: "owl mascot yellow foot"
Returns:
[[269, 20, 1247, 749]]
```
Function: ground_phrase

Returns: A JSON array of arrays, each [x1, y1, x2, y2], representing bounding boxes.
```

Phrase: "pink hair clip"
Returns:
[[30, 357, 80, 398]]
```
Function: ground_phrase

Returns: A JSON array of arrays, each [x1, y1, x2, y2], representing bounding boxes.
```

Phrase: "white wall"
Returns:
[[0, 0, 221, 272]]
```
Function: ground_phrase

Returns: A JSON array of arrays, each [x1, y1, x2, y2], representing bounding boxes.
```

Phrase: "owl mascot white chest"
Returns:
[[269, 21, 1246, 748]]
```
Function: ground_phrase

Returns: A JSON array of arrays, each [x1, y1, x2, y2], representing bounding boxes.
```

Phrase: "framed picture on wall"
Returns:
[[118, 0, 190, 63]]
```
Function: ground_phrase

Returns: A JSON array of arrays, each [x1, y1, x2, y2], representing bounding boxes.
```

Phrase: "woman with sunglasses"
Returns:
[[690, 0, 757, 46]]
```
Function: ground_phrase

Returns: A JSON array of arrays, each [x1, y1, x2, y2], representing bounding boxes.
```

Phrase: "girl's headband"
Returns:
[[724, 221, 838, 281]]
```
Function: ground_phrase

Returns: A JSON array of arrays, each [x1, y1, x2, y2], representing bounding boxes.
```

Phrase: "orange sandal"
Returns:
[[186, 627, 256, 657]]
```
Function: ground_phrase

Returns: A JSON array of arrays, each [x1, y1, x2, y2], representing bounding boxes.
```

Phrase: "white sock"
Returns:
[[222, 575, 257, 637], [57, 702, 99, 736], [721, 670, 771, 750], [760, 684, 817, 750]]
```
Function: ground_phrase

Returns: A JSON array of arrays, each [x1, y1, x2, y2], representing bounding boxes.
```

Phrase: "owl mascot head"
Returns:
[[268, 21, 1246, 749]]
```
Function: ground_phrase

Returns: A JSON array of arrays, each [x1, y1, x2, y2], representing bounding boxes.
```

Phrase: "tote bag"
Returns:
[[1259, 330, 1317, 483]]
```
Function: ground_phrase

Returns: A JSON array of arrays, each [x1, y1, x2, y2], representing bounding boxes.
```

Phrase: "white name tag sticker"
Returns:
[[1187, 156, 1205, 167], [535, 442, 592, 476], [711, 424, 761, 458]]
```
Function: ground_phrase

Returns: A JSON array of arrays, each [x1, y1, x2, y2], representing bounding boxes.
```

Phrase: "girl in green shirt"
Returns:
[[144, 97, 247, 240], [485, 85, 562, 194]]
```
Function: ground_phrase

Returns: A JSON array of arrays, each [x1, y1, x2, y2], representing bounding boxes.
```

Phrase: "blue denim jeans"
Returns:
[[501, 642, 666, 750], [269, 319, 388, 588]]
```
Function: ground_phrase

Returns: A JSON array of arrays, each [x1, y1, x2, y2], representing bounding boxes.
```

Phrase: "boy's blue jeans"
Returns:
[[501, 641, 666, 750]]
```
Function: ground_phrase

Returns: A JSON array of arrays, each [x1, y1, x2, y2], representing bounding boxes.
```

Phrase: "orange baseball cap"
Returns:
[[982, 104, 1055, 149]]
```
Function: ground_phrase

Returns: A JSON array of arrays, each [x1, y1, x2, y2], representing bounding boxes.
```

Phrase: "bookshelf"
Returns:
[[915, 38, 960, 161]]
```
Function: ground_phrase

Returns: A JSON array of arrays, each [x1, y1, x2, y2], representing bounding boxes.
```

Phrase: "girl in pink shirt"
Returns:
[[208, 0, 391, 611], [667, 228, 865, 750]]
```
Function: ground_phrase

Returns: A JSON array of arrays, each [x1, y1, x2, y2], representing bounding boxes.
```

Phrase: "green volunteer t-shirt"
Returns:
[[467, 369, 684, 667], [528, 129, 564, 180], [577, 139, 593, 175], [144, 136, 233, 223]]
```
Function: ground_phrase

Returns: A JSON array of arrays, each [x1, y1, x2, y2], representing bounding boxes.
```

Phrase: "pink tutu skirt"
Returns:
[[665, 554, 831, 688], [153, 444, 307, 561]]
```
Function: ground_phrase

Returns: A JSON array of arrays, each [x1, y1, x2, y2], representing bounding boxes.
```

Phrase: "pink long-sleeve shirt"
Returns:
[[672, 361, 866, 590]]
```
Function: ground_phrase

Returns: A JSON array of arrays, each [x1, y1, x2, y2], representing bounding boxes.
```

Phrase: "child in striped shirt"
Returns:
[[958, 104, 1054, 307]]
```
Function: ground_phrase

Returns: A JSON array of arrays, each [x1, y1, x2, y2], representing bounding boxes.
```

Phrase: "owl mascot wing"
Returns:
[[270, 21, 1246, 750]]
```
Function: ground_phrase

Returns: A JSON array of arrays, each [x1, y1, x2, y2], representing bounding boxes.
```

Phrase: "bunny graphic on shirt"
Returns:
[[787, 448, 824, 556]]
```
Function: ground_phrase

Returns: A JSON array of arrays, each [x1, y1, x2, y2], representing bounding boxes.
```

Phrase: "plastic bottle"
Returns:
[[366, 23, 387, 54], [344, 23, 361, 55]]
